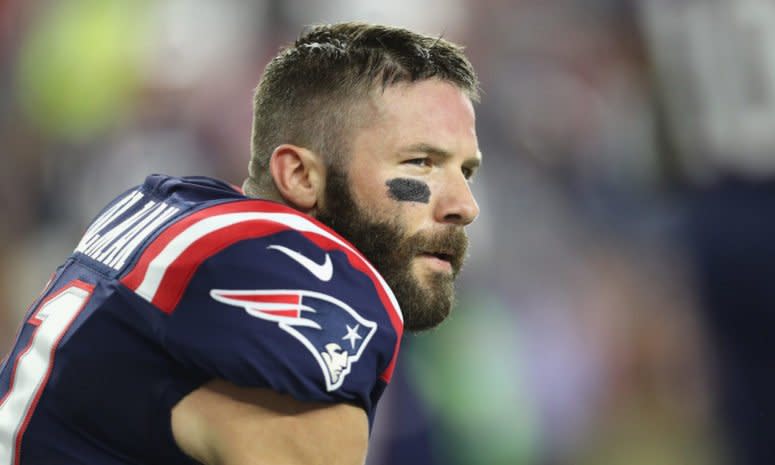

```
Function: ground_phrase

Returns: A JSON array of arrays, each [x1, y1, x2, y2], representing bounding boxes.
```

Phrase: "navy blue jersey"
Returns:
[[0, 175, 403, 465]]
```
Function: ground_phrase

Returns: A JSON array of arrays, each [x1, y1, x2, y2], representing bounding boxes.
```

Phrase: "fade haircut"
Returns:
[[244, 22, 480, 196]]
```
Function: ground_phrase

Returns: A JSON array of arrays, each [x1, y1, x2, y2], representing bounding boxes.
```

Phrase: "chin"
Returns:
[[404, 304, 452, 332], [399, 270, 456, 332]]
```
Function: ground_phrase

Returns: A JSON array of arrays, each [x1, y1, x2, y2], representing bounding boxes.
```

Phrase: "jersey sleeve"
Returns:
[[120, 200, 403, 413]]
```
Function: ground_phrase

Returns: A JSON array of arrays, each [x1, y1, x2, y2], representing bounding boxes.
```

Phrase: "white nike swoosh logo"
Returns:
[[267, 245, 333, 282]]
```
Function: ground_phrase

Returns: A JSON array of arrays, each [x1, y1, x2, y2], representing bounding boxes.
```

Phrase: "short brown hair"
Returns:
[[244, 22, 479, 195]]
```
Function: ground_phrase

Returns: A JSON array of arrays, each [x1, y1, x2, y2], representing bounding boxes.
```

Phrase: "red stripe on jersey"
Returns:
[[151, 220, 287, 312], [261, 309, 301, 318], [217, 292, 303, 317], [120, 198, 403, 381], [122, 200, 293, 291], [221, 293, 299, 304]]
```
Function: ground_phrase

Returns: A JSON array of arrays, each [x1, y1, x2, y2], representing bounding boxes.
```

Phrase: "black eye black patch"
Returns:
[[386, 178, 430, 204]]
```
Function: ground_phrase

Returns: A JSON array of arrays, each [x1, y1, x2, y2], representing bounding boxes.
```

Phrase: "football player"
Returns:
[[0, 22, 480, 465]]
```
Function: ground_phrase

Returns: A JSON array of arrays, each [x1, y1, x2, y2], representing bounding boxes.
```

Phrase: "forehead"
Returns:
[[377, 79, 476, 135], [348, 79, 478, 157]]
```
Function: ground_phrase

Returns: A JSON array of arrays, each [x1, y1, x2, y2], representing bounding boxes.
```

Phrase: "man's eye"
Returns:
[[404, 158, 431, 167]]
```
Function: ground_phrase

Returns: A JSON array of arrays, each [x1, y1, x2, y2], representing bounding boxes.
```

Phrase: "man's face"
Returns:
[[316, 79, 481, 331]]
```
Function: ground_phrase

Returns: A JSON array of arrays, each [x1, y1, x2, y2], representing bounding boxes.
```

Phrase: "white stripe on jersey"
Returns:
[[134, 212, 403, 322]]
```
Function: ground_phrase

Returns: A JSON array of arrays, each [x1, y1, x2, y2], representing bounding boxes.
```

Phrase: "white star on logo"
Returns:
[[342, 324, 363, 349]]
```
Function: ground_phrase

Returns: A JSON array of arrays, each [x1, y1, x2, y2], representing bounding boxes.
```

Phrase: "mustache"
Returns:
[[405, 227, 468, 274]]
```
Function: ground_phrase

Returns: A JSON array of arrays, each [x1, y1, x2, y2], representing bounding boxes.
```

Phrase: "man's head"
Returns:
[[244, 22, 481, 331]]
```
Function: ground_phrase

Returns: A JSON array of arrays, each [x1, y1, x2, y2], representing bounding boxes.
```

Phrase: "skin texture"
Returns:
[[385, 178, 431, 203], [172, 380, 368, 465], [334, 79, 480, 290], [172, 78, 481, 464]]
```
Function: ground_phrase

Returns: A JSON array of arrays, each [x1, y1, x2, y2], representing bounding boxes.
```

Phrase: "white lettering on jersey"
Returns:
[[74, 191, 180, 270]]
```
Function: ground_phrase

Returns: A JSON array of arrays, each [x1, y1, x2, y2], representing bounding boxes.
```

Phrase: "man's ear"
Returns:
[[269, 144, 325, 212]]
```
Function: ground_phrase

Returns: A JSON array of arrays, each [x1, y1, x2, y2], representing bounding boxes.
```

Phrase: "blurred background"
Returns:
[[3, 0, 775, 463]]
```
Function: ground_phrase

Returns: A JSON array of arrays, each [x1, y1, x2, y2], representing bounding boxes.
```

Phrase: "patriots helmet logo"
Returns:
[[210, 289, 378, 391]]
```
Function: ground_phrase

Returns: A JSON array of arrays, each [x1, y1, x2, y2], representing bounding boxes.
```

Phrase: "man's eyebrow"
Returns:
[[401, 143, 451, 158], [400, 143, 482, 167]]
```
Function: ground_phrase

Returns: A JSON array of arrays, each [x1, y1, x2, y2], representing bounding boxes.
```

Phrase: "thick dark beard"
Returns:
[[315, 166, 468, 332]]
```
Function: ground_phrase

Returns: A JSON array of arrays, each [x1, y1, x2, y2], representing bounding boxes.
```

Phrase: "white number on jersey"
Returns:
[[0, 281, 93, 465]]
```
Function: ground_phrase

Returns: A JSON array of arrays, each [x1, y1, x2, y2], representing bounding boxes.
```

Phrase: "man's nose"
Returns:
[[435, 172, 480, 226]]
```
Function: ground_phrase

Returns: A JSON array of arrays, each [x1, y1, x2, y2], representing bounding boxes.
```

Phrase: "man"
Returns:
[[0, 22, 481, 464]]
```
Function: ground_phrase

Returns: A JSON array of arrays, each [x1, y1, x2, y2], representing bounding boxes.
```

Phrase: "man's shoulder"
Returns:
[[115, 177, 405, 401], [97, 175, 399, 325], [73, 174, 250, 272], [120, 185, 397, 313], [74, 173, 333, 268]]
